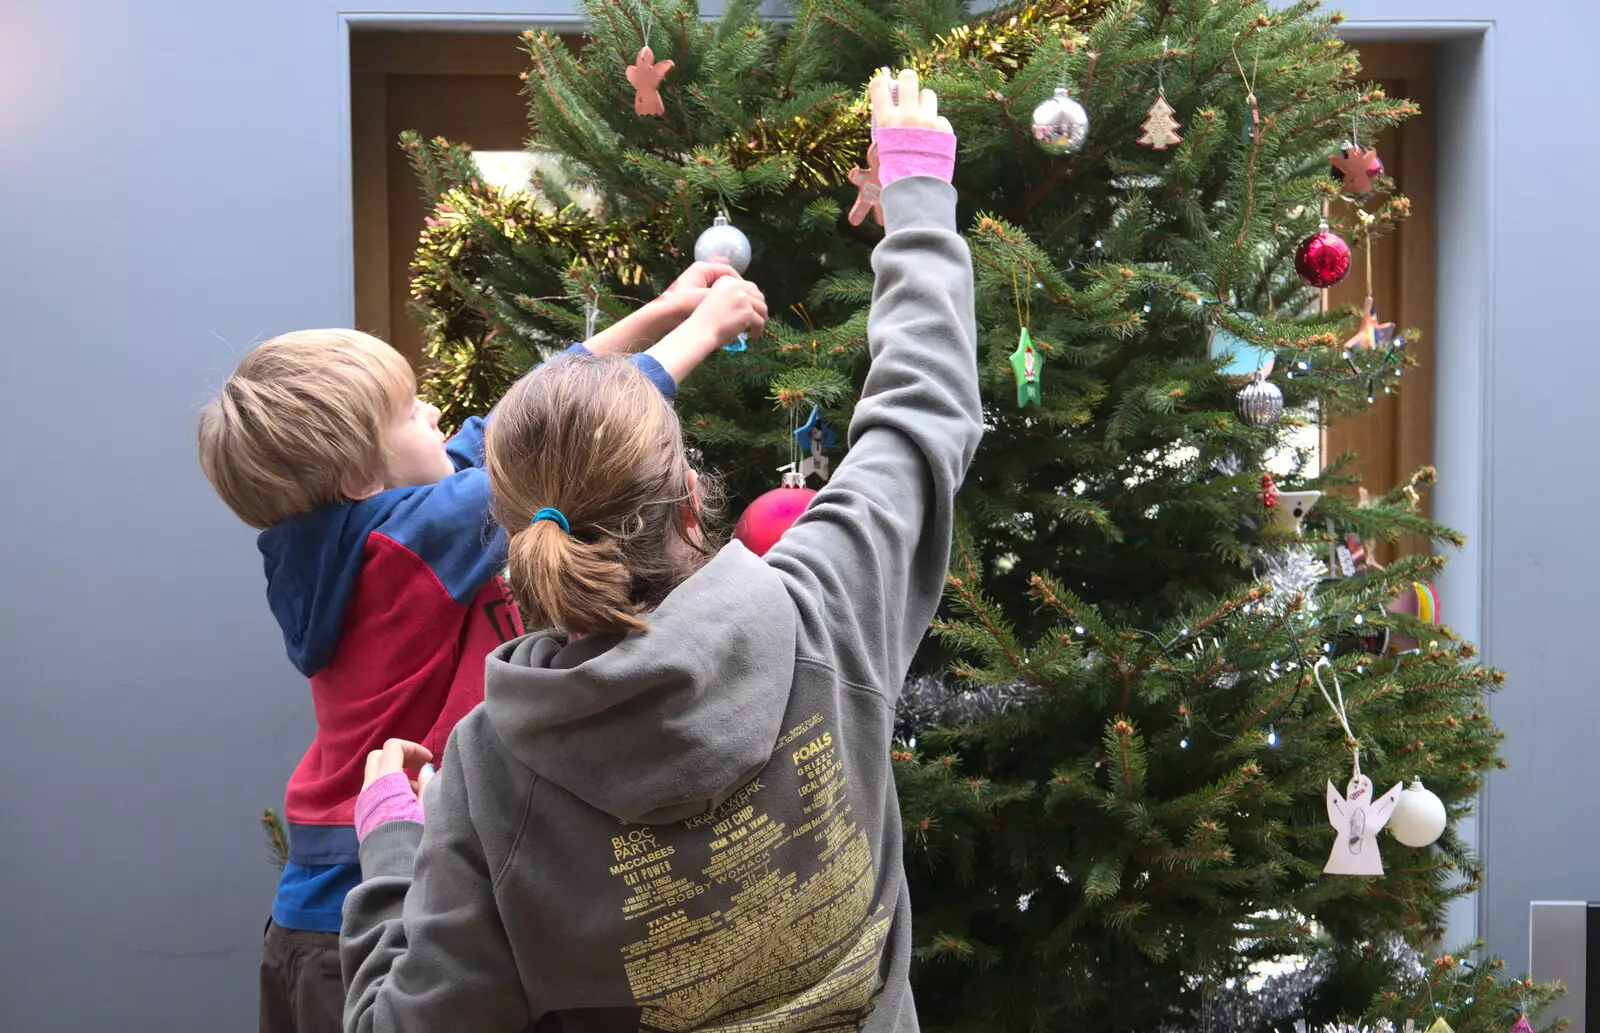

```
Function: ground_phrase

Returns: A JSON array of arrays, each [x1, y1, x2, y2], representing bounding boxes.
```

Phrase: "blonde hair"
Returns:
[[486, 354, 720, 635], [198, 329, 415, 528]]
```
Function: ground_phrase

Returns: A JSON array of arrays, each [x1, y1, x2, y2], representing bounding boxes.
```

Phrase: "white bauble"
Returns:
[[1390, 778, 1447, 847]]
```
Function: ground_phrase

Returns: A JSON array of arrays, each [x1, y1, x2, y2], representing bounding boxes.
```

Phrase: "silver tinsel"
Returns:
[[1162, 954, 1331, 1033], [895, 673, 1035, 740], [1159, 936, 1426, 1033], [1252, 546, 1327, 613]]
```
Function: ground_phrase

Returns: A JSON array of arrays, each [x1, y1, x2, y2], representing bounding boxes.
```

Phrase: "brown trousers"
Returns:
[[259, 919, 344, 1033]]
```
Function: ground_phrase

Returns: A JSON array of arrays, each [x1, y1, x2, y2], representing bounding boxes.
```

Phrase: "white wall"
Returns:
[[0, 0, 1594, 1029]]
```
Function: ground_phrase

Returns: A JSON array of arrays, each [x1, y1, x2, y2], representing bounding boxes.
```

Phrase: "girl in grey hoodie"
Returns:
[[343, 69, 980, 1033]]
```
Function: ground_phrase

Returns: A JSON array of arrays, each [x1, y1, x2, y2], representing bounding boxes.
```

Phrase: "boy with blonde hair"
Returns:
[[198, 263, 765, 1033]]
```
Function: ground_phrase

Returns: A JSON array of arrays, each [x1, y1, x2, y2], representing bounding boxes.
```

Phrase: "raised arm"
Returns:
[[582, 262, 745, 357], [764, 69, 980, 695]]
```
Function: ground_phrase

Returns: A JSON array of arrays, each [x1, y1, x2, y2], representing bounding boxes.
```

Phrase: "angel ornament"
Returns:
[[1325, 771, 1403, 875]]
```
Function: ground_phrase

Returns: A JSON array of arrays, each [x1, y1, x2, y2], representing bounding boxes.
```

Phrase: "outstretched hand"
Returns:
[[870, 67, 953, 135]]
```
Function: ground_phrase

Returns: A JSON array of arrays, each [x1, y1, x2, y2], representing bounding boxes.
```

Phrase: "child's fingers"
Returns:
[[746, 286, 769, 337], [898, 68, 920, 111], [920, 89, 938, 120], [868, 69, 893, 117], [379, 738, 432, 777], [937, 115, 954, 134], [696, 261, 743, 286], [418, 763, 436, 801]]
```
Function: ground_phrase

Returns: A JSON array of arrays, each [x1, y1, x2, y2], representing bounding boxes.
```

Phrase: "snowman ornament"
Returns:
[[1325, 771, 1404, 875]]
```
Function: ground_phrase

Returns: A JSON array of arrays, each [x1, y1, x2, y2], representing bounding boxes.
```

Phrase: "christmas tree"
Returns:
[[399, 0, 1559, 1028]]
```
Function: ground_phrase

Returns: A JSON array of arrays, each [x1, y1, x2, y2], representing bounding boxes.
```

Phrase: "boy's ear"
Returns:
[[340, 469, 384, 502]]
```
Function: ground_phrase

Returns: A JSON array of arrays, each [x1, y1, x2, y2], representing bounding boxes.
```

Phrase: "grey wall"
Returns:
[[0, 0, 1594, 1029]]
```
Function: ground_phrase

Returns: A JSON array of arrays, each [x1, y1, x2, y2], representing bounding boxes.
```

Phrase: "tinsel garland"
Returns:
[[895, 673, 1036, 740]]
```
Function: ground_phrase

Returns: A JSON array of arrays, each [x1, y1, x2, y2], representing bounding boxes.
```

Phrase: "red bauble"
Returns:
[[1294, 228, 1351, 288], [734, 484, 818, 557]]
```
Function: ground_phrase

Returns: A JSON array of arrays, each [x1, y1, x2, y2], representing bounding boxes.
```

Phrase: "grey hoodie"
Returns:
[[341, 174, 981, 1033]]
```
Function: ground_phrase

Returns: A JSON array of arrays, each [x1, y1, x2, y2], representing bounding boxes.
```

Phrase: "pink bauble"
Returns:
[[1294, 229, 1352, 288], [734, 485, 818, 557], [1387, 580, 1439, 652]]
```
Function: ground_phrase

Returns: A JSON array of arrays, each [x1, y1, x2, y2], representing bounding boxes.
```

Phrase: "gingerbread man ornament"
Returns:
[[625, 46, 673, 117], [1328, 145, 1381, 196], [847, 144, 884, 227]]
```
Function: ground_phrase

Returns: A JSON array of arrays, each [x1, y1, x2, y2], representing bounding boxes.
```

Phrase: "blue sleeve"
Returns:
[[628, 354, 677, 400], [374, 470, 504, 605], [541, 341, 677, 399], [445, 417, 488, 473], [449, 347, 673, 482]]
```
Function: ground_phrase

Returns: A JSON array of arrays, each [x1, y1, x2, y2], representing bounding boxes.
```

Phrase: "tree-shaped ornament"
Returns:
[[847, 143, 884, 227], [1137, 91, 1182, 150], [625, 46, 673, 116], [1139, 40, 1182, 150]]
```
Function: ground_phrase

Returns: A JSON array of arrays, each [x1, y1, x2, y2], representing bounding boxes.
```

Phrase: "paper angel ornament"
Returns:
[[1325, 773, 1404, 875]]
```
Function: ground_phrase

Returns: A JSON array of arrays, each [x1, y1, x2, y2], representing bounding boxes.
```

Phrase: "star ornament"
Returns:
[[1010, 329, 1043, 408], [847, 144, 884, 227], [1328, 145, 1381, 195], [1343, 296, 1397, 352], [794, 404, 838, 456], [625, 46, 673, 117]]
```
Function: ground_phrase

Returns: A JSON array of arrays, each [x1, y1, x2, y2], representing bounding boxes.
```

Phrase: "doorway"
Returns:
[[350, 31, 540, 363], [1321, 42, 1439, 564]]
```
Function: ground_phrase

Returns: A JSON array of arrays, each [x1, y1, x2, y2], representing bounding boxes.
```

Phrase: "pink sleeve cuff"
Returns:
[[874, 126, 956, 186], [355, 771, 425, 842]]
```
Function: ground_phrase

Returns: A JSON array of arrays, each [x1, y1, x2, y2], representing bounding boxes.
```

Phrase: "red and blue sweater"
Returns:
[[262, 345, 674, 931]]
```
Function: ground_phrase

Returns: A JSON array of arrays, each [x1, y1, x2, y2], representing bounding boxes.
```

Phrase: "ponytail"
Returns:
[[504, 519, 646, 635]]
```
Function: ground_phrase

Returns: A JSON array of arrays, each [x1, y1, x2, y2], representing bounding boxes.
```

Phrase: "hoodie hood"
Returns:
[[484, 542, 797, 825], [259, 494, 399, 677]]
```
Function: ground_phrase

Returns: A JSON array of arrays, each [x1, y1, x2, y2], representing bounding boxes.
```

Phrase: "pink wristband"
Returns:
[[355, 771, 425, 842], [874, 126, 957, 186]]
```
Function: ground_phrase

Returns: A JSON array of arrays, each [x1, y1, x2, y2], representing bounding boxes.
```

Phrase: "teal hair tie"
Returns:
[[531, 508, 570, 534]]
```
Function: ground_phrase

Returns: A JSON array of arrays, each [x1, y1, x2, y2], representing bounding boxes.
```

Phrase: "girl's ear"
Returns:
[[685, 468, 702, 530]]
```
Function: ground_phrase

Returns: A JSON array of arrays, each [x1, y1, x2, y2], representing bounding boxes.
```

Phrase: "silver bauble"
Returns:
[[1238, 372, 1284, 426], [1031, 85, 1089, 155], [693, 214, 752, 274]]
